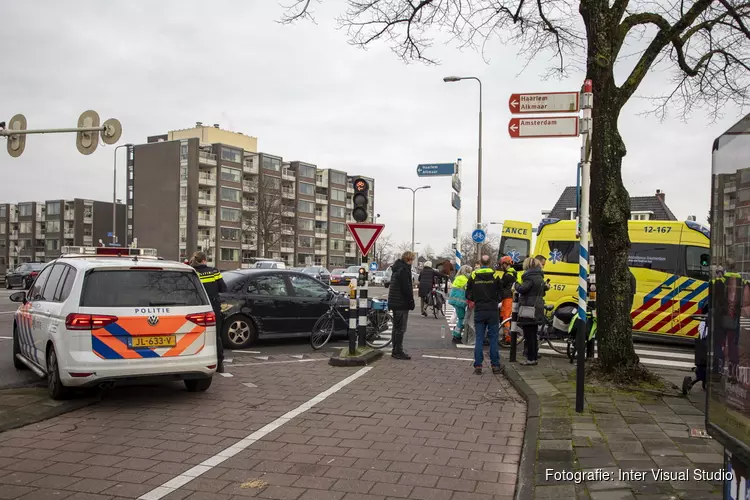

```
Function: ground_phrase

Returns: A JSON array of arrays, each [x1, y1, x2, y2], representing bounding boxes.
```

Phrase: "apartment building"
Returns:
[[0, 199, 126, 276], [129, 124, 376, 270]]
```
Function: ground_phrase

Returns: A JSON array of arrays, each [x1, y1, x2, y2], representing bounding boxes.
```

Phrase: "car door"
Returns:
[[38, 264, 72, 356], [245, 273, 295, 335], [287, 274, 332, 334], [673, 245, 711, 337], [23, 264, 54, 367], [628, 242, 680, 336], [10, 265, 24, 287]]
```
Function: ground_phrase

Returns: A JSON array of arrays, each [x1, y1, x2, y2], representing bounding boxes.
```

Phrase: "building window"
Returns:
[[83, 225, 93, 237], [18, 239, 32, 250], [739, 189, 750, 203], [46, 239, 59, 251], [631, 213, 651, 221], [0, 206, 5, 218], [330, 239, 345, 251], [128, 206, 133, 220], [221, 167, 242, 183], [298, 236, 314, 248], [262, 157, 281, 171], [220, 248, 240, 261], [84, 206, 93, 218], [330, 172, 346, 185], [180, 143, 188, 160], [298, 218, 314, 231], [19, 222, 32, 234], [221, 187, 242, 203], [298, 200, 314, 213], [265, 177, 281, 191], [46, 202, 60, 216], [46, 220, 60, 233], [221, 147, 242, 164], [180, 186, 188, 202], [299, 182, 315, 196], [0, 225, 4, 235], [330, 222, 345, 234], [331, 189, 346, 202], [221, 227, 240, 241], [221, 207, 241, 222], [298, 165, 315, 179], [19, 204, 32, 217], [330, 205, 346, 219]]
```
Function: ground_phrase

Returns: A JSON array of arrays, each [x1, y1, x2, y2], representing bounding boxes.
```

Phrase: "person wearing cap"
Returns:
[[496, 256, 517, 343], [191, 251, 227, 373], [418, 261, 449, 316]]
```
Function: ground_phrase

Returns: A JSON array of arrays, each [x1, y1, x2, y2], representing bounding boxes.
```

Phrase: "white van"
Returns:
[[253, 261, 286, 269]]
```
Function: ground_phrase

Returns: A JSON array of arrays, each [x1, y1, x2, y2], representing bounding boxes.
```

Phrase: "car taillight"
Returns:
[[65, 314, 118, 330], [186, 312, 216, 326], [30, 272, 38, 277]]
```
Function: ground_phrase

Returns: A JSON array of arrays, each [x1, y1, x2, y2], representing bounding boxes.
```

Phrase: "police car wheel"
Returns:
[[13, 327, 26, 370], [185, 377, 212, 393], [47, 346, 71, 400], [223, 315, 257, 349]]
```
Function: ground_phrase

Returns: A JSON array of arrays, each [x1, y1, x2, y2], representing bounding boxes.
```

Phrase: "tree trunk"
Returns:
[[582, 1, 640, 374]]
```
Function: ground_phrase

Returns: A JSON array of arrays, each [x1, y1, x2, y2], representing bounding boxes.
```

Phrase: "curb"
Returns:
[[503, 362, 539, 500], [0, 390, 100, 434]]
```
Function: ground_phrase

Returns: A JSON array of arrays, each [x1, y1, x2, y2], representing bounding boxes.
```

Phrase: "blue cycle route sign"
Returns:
[[369, 262, 378, 271], [417, 163, 455, 177], [472, 229, 486, 243]]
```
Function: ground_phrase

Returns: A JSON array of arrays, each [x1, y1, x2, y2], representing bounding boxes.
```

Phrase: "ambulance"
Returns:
[[498, 218, 711, 341]]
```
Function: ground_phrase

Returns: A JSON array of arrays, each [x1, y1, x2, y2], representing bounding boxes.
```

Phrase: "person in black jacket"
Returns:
[[466, 255, 503, 375], [418, 261, 449, 316], [191, 252, 228, 373], [515, 257, 545, 366], [388, 251, 416, 360]]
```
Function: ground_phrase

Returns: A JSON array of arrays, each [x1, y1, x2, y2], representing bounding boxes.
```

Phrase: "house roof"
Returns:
[[548, 187, 677, 221]]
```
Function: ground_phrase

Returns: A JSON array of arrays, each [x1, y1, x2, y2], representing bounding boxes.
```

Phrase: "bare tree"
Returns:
[[375, 233, 394, 268], [395, 240, 413, 255], [257, 176, 284, 257], [423, 245, 436, 261], [281, 0, 750, 380]]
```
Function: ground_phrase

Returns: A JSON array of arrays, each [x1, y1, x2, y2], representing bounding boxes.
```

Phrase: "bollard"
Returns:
[[357, 269, 369, 350], [348, 281, 357, 354]]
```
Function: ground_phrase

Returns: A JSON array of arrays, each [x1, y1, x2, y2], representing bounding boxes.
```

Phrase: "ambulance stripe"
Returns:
[[633, 301, 672, 331], [92, 336, 123, 360], [644, 275, 679, 302], [660, 279, 696, 306], [631, 298, 657, 318], [680, 282, 708, 305], [103, 323, 160, 358]]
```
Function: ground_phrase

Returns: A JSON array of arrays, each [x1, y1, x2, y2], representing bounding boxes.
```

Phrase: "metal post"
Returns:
[[576, 79, 593, 414], [456, 158, 462, 268], [476, 81, 483, 263], [510, 292, 518, 362], [411, 191, 416, 253], [113, 144, 129, 245], [348, 282, 358, 355]]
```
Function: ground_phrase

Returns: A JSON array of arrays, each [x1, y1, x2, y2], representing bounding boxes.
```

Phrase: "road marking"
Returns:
[[422, 355, 472, 361], [224, 358, 233, 363], [138, 366, 373, 500], [254, 356, 269, 361], [290, 355, 304, 359], [231, 350, 261, 354], [456, 344, 473, 349], [242, 382, 258, 388], [219, 372, 233, 377], [231, 358, 326, 367], [0, 311, 16, 315]]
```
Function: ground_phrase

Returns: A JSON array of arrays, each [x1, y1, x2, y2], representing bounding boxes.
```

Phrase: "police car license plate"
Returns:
[[129, 335, 177, 349]]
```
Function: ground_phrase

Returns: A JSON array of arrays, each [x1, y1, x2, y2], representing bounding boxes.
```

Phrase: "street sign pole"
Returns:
[[576, 79, 593, 414], [455, 158, 462, 270]]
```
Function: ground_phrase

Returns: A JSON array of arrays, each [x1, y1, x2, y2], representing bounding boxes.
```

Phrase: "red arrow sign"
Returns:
[[508, 117, 579, 139], [347, 223, 385, 256], [509, 92, 580, 114]]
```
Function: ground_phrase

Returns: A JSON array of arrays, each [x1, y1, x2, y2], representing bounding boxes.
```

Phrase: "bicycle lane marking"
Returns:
[[138, 366, 373, 500]]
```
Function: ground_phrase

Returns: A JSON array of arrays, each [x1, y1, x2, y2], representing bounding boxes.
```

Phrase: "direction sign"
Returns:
[[369, 262, 378, 271], [452, 175, 461, 193], [508, 117, 579, 139], [472, 229, 486, 243], [346, 223, 385, 256], [508, 92, 579, 114], [451, 193, 461, 211], [417, 163, 455, 177]]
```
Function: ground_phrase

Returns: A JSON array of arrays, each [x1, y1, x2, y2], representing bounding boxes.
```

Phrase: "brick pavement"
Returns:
[[0, 350, 525, 500]]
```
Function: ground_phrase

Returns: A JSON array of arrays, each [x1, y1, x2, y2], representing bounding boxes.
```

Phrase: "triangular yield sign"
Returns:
[[346, 223, 385, 255]]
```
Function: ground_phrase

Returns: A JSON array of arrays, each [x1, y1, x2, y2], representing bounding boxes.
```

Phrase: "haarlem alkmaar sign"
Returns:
[[508, 92, 580, 114]]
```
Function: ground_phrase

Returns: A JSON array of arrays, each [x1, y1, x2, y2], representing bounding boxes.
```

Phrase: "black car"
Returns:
[[218, 269, 349, 349], [302, 266, 331, 283], [5, 263, 44, 290]]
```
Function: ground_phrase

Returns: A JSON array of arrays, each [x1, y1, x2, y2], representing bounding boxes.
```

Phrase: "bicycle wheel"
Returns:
[[499, 319, 524, 347], [544, 330, 569, 355], [311, 312, 334, 350], [366, 312, 393, 348]]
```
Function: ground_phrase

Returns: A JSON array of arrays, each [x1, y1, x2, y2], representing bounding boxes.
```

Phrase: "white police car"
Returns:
[[10, 246, 218, 399]]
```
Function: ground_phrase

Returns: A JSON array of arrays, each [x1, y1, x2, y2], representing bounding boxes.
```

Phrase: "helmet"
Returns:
[[500, 256, 513, 265]]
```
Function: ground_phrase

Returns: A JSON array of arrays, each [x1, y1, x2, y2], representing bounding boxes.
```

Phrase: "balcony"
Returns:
[[242, 242, 257, 250], [9, 232, 18, 240], [198, 216, 216, 226], [244, 162, 259, 174], [199, 174, 216, 186], [198, 196, 216, 206], [316, 196, 328, 205], [315, 213, 327, 222], [281, 246, 295, 253], [243, 181, 259, 193], [64, 229, 74, 239], [282, 189, 296, 200], [347, 186, 354, 194], [316, 178, 326, 188], [83, 215, 93, 224], [35, 231, 44, 240], [315, 248, 327, 255], [281, 225, 294, 235], [282, 170, 296, 182], [199, 151, 217, 166], [315, 230, 327, 238], [346, 200, 353, 209], [282, 208, 295, 217], [346, 251, 357, 258], [83, 236, 93, 245], [243, 201, 257, 211], [61, 210, 73, 221]]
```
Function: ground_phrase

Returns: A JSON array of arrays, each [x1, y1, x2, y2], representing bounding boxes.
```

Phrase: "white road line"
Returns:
[[537, 347, 694, 369], [231, 350, 261, 354], [456, 344, 473, 349], [0, 311, 16, 315], [242, 382, 258, 388], [422, 355, 472, 361], [231, 358, 326, 367], [219, 372, 234, 378], [138, 366, 373, 500]]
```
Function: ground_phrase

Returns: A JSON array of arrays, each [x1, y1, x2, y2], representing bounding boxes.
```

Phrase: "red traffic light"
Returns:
[[352, 178, 369, 193]]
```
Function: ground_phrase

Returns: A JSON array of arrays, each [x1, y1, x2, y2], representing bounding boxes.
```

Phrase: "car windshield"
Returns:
[[81, 269, 209, 307], [332, 269, 345, 274], [346, 266, 360, 273], [302, 267, 319, 274]]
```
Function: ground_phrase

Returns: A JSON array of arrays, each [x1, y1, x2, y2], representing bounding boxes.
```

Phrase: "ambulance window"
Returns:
[[548, 241, 580, 264], [500, 237, 530, 262], [685, 246, 710, 281], [627, 243, 679, 274]]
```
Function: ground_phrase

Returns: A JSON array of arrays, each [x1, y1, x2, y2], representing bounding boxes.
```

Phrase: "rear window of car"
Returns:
[[332, 269, 345, 274], [80, 269, 209, 307], [346, 266, 359, 273], [29, 263, 43, 270]]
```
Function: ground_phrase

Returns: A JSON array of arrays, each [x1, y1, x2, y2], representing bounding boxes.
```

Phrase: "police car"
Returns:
[[9, 246, 218, 399]]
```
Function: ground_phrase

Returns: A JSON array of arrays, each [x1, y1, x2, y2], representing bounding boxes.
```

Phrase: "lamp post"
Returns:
[[113, 143, 133, 246], [443, 76, 482, 260], [397, 186, 431, 253]]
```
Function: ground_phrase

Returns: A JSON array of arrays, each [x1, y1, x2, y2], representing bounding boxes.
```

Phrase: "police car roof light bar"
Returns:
[[59, 246, 159, 259]]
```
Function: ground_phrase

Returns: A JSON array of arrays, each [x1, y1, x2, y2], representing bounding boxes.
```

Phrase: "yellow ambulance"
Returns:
[[498, 218, 711, 341]]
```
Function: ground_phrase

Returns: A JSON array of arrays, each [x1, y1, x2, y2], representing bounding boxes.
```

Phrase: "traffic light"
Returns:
[[352, 178, 369, 222]]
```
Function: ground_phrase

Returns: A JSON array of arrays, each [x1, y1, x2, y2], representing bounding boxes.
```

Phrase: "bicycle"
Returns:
[[310, 291, 393, 350], [426, 282, 446, 319], [499, 305, 569, 356]]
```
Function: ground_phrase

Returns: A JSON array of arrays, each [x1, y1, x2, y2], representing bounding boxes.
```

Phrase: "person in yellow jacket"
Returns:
[[448, 265, 473, 343]]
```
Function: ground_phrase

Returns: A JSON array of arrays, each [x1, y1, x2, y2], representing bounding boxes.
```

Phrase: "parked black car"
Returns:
[[5, 263, 44, 290], [302, 266, 331, 283], [218, 269, 349, 349]]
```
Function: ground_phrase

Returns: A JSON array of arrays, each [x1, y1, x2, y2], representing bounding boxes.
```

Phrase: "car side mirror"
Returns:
[[9, 291, 26, 304]]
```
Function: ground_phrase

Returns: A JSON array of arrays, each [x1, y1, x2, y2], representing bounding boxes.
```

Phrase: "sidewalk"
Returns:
[[503, 354, 724, 500]]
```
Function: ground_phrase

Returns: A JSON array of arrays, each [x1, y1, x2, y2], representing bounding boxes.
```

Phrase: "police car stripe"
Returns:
[[103, 323, 161, 358], [92, 335, 124, 360], [16, 313, 30, 358]]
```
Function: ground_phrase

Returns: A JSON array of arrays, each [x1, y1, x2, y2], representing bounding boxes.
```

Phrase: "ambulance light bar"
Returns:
[[60, 246, 159, 258]]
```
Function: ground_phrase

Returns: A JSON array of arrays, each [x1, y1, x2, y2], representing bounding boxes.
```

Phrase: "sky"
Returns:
[[0, 1, 745, 256]]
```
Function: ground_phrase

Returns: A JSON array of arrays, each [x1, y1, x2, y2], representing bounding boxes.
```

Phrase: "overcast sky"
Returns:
[[1, 1, 744, 255]]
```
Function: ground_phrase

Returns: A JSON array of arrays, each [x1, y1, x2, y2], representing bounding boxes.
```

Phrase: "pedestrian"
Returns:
[[535, 254, 547, 268], [515, 257, 545, 366], [388, 251, 417, 360], [496, 256, 517, 344], [466, 254, 503, 375], [448, 265, 473, 343], [418, 261, 449, 316], [190, 251, 228, 373]]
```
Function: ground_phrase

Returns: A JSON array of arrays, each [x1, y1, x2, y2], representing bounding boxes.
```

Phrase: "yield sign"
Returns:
[[346, 223, 385, 255]]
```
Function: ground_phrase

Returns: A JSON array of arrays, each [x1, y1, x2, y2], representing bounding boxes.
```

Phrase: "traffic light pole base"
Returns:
[[328, 346, 383, 367]]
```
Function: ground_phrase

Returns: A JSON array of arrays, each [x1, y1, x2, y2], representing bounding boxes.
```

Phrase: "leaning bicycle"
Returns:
[[310, 291, 393, 350], [499, 305, 569, 356]]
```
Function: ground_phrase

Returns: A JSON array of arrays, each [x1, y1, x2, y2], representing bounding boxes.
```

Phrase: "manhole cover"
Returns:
[[690, 428, 711, 439]]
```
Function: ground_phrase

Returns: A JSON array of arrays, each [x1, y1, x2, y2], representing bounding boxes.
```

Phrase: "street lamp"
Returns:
[[113, 143, 133, 246], [443, 75, 483, 259], [398, 185, 430, 253]]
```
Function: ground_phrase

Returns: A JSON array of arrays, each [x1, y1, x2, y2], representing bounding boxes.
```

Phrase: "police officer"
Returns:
[[190, 251, 227, 373]]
